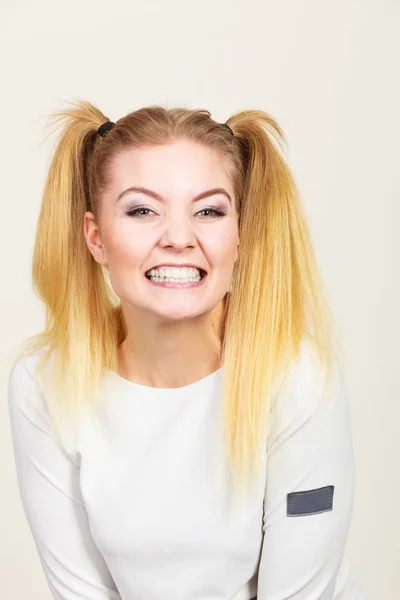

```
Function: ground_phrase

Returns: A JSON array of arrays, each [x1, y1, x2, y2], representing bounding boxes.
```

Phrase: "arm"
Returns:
[[7, 354, 122, 600], [257, 344, 355, 599]]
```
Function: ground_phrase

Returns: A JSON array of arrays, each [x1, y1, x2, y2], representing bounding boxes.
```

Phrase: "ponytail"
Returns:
[[217, 110, 342, 499], [11, 100, 125, 451]]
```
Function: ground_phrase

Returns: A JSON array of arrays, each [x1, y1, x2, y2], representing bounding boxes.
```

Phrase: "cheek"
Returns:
[[205, 228, 239, 264], [105, 226, 149, 268], [104, 231, 147, 300]]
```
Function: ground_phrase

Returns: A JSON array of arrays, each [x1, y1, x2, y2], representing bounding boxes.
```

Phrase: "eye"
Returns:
[[126, 207, 155, 218], [196, 207, 227, 218]]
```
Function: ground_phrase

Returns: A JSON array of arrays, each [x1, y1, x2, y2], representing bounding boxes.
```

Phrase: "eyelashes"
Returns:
[[125, 207, 227, 219]]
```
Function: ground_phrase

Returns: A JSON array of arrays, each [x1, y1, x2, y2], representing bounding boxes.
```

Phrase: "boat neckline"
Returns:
[[105, 365, 223, 394]]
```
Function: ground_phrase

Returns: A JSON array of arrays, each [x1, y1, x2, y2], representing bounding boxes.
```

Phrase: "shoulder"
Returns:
[[7, 346, 89, 460], [7, 349, 44, 397], [7, 347, 51, 422], [7, 344, 51, 400], [6, 346, 69, 455], [282, 338, 342, 409], [268, 339, 345, 450]]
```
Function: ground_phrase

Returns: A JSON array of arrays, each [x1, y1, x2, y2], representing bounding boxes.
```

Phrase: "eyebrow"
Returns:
[[116, 186, 232, 205]]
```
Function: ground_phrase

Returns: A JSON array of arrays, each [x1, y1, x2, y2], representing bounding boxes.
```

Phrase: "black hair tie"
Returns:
[[97, 121, 115, 137], [221, 123, 234, 136]]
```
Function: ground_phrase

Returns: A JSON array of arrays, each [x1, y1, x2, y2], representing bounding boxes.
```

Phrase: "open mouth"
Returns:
[[145, 269, 207, 280]]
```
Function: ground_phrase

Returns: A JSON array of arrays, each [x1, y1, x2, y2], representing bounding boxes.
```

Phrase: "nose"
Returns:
[[159, 213, 197, 249]]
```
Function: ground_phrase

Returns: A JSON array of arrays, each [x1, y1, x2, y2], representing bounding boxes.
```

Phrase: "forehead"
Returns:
[[106, 139, 233, 192]]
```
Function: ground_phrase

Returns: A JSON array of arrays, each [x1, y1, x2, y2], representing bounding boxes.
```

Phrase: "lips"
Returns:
[[145, 266, 207, 278], [145, 270, 207, 280]]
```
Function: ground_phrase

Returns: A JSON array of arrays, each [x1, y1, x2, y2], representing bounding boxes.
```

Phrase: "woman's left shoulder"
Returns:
[[285, 338, 344, 408], [268, 339, 347, 450]]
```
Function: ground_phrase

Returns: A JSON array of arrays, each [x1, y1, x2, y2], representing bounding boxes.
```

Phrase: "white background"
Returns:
[[1, 1, 399, 598]]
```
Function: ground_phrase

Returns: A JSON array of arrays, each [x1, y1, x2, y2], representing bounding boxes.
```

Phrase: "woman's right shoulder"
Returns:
[[7, 345, 82, 460], [7, 345, 54, 417]]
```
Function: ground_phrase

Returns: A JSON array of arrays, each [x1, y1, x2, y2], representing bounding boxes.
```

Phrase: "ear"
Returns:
[[83, 212, 109, 268]]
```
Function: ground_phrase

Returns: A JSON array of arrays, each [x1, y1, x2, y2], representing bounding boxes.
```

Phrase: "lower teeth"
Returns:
[[149, 276, 201, 283]]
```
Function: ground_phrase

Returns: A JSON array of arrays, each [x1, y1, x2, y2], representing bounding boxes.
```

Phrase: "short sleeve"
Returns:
[[7, 354, 122, 600], [257, 344, 357, 599]]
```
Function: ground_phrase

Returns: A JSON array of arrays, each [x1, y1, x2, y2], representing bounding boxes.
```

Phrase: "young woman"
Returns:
[[7, 100, 365, 599]]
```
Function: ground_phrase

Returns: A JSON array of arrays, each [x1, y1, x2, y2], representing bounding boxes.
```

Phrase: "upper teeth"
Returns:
[[147, 267, 201, 278]]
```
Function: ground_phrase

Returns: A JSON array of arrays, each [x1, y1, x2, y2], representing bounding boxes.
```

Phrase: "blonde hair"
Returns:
[[11, 99, 343, 502]]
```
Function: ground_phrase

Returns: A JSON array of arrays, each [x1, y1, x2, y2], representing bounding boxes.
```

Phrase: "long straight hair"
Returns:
[[11, 99, 342, 502]]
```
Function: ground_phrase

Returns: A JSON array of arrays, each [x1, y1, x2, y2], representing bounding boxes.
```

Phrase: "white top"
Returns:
[[7, 342, 365, 600]]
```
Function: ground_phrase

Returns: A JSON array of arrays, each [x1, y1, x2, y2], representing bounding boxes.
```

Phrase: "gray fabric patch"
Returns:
[[287, 485, 334, 516]]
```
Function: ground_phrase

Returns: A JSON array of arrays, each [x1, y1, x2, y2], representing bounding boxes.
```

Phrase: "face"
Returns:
[[84, 138, 240, 323]]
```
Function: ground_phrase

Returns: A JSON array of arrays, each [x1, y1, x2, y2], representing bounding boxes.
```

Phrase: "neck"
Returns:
[[117, 295, 228, 388]]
